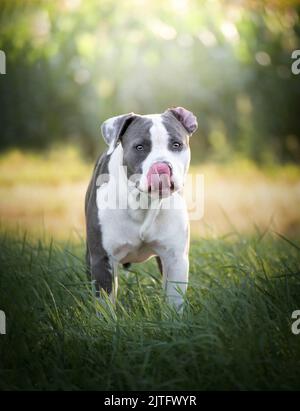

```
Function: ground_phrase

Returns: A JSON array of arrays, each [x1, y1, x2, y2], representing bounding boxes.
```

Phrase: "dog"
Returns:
[[85, 106, 197, 311]]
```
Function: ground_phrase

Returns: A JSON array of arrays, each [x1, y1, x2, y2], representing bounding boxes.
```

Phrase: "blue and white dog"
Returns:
[[85, 107, 198, 310]]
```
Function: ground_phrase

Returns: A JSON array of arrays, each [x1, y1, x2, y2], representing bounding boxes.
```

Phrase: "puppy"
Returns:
[[85, 107, 197, 310]]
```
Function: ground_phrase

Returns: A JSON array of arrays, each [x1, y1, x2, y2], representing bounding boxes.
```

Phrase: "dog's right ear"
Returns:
[[101, 113, 136, 154]]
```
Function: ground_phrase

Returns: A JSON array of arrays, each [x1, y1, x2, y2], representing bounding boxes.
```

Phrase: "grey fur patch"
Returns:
[[85, 151, 113, 294], [161, 111, 189, 152], [121, 116, 153, 178]]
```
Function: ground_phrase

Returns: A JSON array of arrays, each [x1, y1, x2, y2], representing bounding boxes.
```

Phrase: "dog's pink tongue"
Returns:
[[147, 162, 171, 192]]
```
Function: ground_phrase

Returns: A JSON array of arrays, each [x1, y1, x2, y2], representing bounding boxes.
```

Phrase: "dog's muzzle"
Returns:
[[147, 162, 174, 196]]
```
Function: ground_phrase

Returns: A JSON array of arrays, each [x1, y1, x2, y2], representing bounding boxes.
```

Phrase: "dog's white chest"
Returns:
[[96, 181, 187, 264], [96, 185, 157, 263]]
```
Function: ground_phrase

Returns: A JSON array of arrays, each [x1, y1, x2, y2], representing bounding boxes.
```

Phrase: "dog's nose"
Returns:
[[147, 162, 173, 194]]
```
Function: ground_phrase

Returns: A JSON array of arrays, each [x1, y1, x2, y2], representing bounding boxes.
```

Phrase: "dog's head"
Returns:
[[101, 107, 197, 197]]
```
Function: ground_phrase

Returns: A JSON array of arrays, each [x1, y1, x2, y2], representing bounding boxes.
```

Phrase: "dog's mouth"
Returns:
[[133, 162, 179, 197], [146, 162, 175, 197]]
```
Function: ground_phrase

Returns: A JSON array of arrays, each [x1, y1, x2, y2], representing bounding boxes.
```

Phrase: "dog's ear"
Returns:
[[167, 107, 198, 135], [101, 113, 136, 154]]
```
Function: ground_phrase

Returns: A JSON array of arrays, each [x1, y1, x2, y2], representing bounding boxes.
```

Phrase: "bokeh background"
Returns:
[[0, 0, 300, 239]]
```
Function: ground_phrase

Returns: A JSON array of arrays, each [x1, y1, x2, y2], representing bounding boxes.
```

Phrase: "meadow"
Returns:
[[0, 148, 300, 390], [0, 229, 300, 390]]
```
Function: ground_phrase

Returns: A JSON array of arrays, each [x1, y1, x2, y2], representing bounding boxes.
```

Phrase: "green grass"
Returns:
[[0, 231, 300, 390]]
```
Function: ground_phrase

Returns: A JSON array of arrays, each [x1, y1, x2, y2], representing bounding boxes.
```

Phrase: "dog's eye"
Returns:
[[136, 145, 144, 151], [172, 142, 182, 149]]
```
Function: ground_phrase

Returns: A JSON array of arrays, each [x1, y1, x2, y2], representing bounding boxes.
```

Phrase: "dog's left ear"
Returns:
[[167, 106, 198, 135], [101, 113, 136, 154]]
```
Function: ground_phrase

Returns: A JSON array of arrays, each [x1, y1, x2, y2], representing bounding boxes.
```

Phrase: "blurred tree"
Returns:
[[0, 0, 299, 163]]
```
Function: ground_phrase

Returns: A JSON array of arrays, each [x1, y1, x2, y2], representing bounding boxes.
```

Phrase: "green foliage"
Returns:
[[0, 0, 300, 162], [0, 231, 300, 390]]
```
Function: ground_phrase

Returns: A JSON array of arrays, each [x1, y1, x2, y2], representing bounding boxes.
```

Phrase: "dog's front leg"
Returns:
[[160, 252, 189, 312], [110, 260, 119, 304], [88, 250, 113, 297], [88, 251, 119, 304]]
